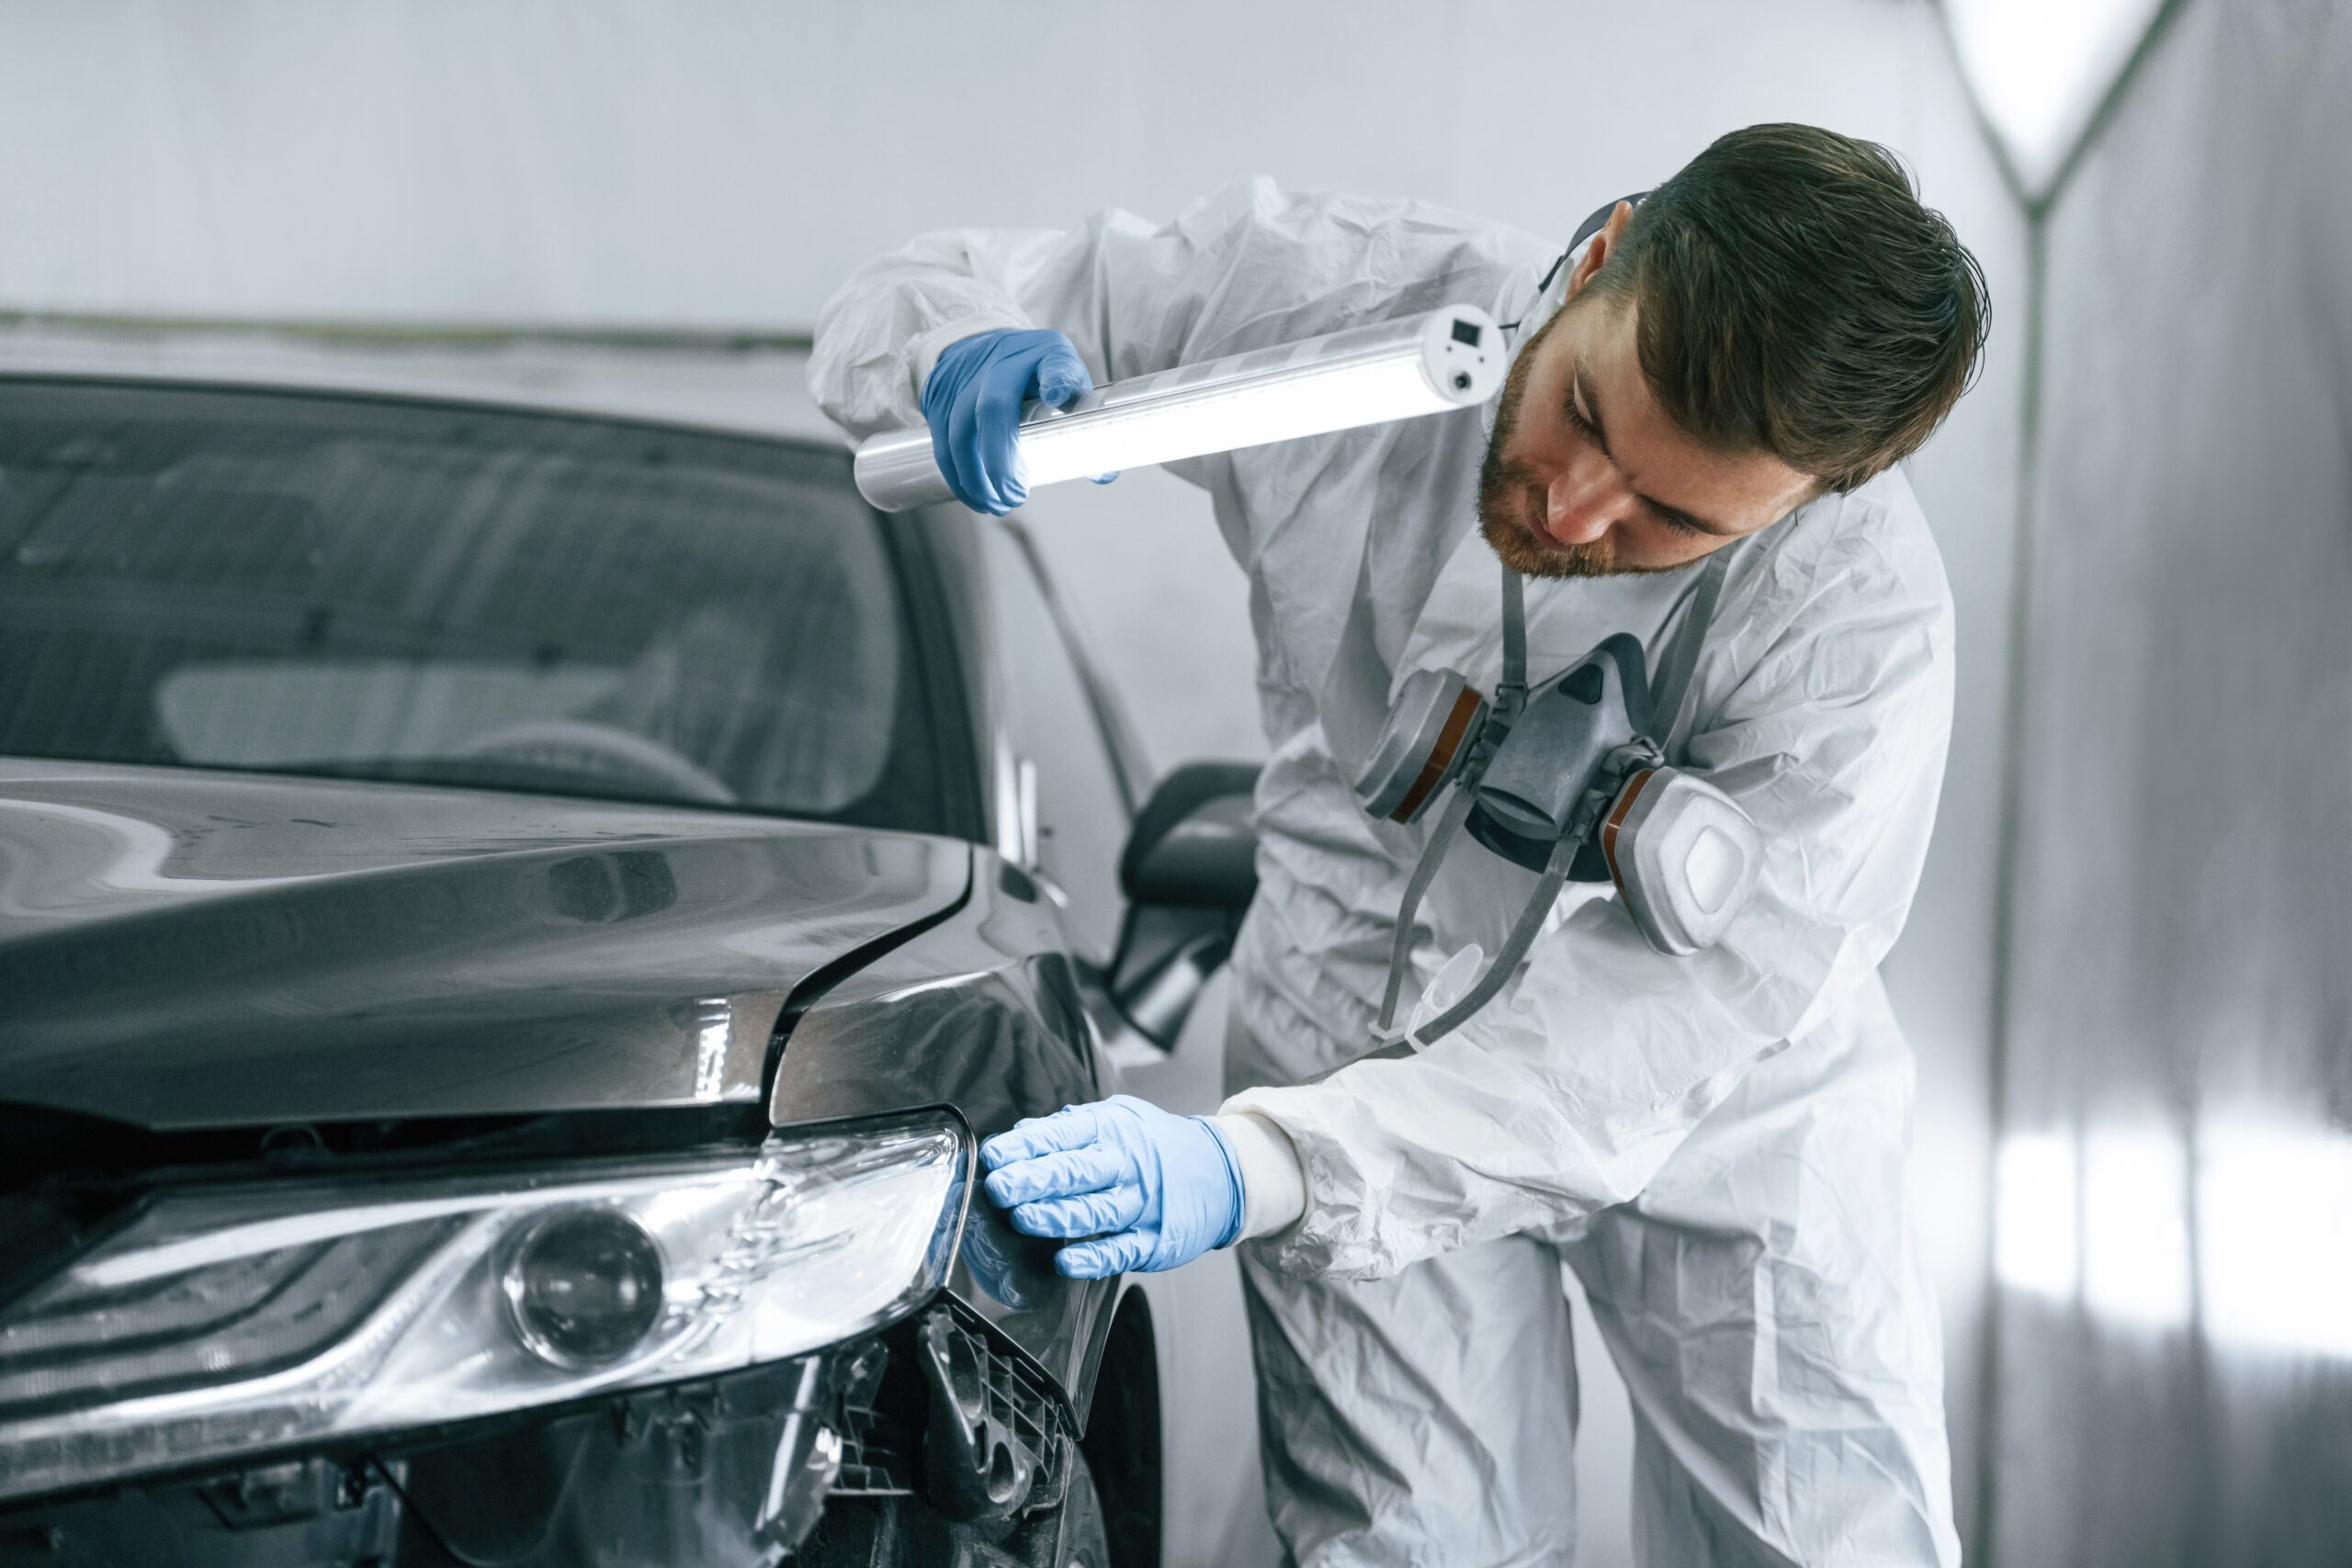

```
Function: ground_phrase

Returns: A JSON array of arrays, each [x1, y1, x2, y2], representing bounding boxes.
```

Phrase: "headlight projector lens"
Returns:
[[503, 1207, 665, 1367]]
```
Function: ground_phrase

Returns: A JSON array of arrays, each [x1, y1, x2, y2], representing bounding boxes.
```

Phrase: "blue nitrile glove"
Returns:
[[922, 328, 1111, 514], [980, 1095, 1244, 1279]]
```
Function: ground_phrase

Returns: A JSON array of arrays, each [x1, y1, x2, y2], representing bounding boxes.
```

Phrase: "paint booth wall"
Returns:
[[1981, 0, 2352, 1562]]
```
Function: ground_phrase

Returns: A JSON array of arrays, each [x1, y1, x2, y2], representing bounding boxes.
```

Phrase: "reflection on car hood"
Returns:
[[0, 759, 969, 1130]]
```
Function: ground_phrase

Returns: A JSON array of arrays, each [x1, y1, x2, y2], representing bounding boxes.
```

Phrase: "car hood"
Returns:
[[0, 759, 969, 1131]]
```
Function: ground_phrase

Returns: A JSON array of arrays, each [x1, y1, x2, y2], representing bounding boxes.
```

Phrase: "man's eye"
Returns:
[[1565, 400, 1599, 437], [1652, 508, 1706, 536]]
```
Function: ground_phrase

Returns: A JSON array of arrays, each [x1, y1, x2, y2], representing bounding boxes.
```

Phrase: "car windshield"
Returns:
[[0, 379, 946, 831]]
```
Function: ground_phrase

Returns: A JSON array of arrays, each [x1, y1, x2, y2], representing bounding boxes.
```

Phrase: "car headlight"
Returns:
[[0, 1110, 968, 1503]]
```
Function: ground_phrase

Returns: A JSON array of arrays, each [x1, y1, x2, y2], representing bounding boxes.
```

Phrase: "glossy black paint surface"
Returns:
[[774, 847, 1112, 1403], [0, 758, 967, 1129]]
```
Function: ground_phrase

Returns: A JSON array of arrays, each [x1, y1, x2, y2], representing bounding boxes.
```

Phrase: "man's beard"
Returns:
[[1479, 450, 1620, 578], [1476, 312, 1677, 580]]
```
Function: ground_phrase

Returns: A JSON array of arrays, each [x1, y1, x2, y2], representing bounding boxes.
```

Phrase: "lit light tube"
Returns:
[[854, 305, 1507, 513]]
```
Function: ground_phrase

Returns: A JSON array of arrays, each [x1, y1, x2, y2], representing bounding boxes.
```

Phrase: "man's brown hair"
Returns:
[[1589, 123, 1989, 493]]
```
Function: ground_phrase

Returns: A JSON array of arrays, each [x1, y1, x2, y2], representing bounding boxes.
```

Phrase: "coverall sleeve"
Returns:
[[806, 177, 1538, 442], [1223, 491, 1957, 1280]]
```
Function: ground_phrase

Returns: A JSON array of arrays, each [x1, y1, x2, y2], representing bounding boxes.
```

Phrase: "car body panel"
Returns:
[[0, 756, 969, 1129], [775, 852, 1112, 1404]]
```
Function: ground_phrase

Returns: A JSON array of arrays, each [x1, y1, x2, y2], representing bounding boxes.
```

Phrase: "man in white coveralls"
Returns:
[[810, 124, 1988, 1568]]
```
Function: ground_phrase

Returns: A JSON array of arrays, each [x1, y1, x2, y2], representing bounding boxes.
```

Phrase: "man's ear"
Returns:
[[1564, 200, 1635, 298]]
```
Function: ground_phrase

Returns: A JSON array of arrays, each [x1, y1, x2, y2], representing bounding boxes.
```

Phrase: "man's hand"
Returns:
[[979, 1095, 1244, 1279], [922, 328, 1102, 514]]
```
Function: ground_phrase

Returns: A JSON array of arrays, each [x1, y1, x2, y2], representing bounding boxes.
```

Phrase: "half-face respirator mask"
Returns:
[[1351, 546, 1762, 1050]]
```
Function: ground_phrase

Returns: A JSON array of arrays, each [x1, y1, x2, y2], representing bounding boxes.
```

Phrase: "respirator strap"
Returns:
[[1498, 563, 1528, 717], [1374, 561, 1533, 1043], [1646, 538, 1739, 756], [1373, 787, 1477, 1037], [1407, 832, 1580, 1047], [1370, 562, 1532, 1042]]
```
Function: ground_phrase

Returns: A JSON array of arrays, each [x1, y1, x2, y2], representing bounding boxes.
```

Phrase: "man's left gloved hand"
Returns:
[[921, 327, 1101, 514], [979, 1095, 1244, 1279]]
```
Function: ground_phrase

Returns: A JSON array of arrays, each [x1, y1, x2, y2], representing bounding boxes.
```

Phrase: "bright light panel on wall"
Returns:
[[1943, 0, 2168, 198], [1996, 1121, 2352, 1359], [2082, 1130, 2190, 1326], [2199, 1123, 2352, 1359], [1995, 1132, 2077, 1297]]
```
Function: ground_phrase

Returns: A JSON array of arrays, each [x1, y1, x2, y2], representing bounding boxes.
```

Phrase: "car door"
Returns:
[[969, 518, 1140, 967]]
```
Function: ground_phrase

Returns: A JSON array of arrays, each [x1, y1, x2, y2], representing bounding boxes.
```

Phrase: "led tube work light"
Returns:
[[854, 305, 1507, 512]]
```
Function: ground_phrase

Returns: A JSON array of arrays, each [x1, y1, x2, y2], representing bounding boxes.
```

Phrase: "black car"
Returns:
[[0, 361, 1264, 1568]]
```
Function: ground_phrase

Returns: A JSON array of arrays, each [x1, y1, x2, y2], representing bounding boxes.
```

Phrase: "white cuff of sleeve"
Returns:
[[908, 310, 1036, 409], [1215, 1111, 1306, 1242]]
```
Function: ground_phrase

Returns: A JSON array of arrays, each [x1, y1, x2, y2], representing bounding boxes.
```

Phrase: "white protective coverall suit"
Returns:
[[810, 178, 1963, 1568]]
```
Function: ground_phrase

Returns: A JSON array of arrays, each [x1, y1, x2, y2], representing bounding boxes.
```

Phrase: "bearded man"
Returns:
[[811, 122, 1987, 1568]]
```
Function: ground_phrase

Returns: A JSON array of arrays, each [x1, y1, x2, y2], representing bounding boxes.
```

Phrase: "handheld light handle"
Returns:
[[854, 304, 1506, 513]]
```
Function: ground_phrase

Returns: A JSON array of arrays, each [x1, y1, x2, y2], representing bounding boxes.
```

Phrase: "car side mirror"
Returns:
[[1100, 761, 1260, 1050]]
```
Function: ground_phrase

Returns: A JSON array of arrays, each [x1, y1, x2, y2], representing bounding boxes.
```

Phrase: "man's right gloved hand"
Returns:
[[979, 1095, 1245, 1279], [921, 328, 1098, 514]]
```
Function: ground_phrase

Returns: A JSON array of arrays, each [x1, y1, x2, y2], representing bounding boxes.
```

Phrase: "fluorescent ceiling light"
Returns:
[[1944, 0, 2168, 198]]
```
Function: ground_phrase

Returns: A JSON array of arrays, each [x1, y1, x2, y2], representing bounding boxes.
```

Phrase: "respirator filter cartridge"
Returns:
[[1600, 767, 1763, 956], [1353, 667, 1489, 825]]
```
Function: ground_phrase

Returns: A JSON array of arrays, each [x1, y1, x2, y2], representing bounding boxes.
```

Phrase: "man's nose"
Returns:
[[1545, 456, 1632, 544]]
